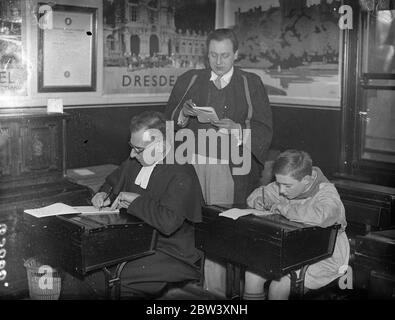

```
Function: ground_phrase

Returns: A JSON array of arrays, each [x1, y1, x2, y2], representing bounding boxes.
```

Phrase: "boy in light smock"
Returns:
[[245, 149, 350, 300]]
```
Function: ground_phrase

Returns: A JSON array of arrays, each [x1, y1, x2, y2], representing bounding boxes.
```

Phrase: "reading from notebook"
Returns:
[[190, 101, 219, 123]]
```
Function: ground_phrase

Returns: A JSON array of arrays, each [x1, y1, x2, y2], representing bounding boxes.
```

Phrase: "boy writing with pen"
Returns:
[[243, 149, 350, 300]]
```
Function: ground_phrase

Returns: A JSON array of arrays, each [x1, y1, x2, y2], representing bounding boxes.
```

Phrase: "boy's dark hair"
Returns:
[[129, 111, 167, 138], [206, 28, 239, 52], [272, 149, 313, 181]]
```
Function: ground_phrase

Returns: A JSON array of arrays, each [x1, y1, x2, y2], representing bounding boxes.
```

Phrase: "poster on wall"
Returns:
[[103, 0, 216, 96], [219, 0, 342, 107], [0, 0, 27, 96]]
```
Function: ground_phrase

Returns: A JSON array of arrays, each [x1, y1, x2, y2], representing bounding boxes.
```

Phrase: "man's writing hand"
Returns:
[[181, 99, 198, 117], [91, 192, 111, 209], [110, 192, 141, 210]]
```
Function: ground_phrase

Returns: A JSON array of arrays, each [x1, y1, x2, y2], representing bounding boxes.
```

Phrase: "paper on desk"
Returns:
[[24, 203, 79, 218], [72, 168, 95, 176], [219, 208, 273, 220], [24, 204, 120, 218], [73, 206, 119, 215]]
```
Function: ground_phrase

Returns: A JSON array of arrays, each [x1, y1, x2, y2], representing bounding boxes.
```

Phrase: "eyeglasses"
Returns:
[[128, 141, 147, 155], [129, 140, 160, 155]]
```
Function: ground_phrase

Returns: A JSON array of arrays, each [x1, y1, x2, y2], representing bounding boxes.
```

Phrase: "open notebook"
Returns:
[[219, 208, 273, 220], [24, 203, 119, 218], [193, 106, 219, 123]]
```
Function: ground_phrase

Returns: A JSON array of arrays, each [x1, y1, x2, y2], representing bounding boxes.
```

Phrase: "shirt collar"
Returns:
[[210, 67, 234, 87], [134, 163, 157, 189], [134, 143, 171, 189]]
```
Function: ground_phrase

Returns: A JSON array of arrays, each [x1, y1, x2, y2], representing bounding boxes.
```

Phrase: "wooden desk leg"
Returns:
[[239, 265, 246, 300], [102, 261, 128, 300], [225, 263, 244, 300], [102, 267, 114, 300], [290, 265, 309, 299], [198, 254, 205, 287], [232, 264, 243, 300], [225, 262, 234, 299]]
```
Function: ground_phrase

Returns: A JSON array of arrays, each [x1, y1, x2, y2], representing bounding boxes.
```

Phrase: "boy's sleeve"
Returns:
[[247, 182, 282, 209], [264, 183, 283, 208], [279, 188, 344, 228], [246, 186, 263, 208]]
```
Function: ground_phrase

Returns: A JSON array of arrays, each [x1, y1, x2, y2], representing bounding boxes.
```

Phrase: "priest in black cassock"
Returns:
[[62, 111, 203, 299]]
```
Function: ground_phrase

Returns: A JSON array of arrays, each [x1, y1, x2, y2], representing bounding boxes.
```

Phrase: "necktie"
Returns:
[[214, 76, 222, 89]]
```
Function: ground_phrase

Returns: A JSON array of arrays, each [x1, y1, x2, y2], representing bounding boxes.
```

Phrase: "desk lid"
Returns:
[[56, 210, 146, 234]]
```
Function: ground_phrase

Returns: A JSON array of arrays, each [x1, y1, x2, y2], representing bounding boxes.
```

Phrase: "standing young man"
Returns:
[[165, 28, 273, 297], [165, 28, 273, 205]]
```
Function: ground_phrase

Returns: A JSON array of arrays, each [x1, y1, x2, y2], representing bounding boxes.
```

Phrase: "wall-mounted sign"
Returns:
[[37, 4, 97, 92]]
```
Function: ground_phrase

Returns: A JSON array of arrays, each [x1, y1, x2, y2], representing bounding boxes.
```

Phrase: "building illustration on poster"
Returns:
[[0, 0, 26, 96], [103, 0, 342, 105], [222, 0, 342, 106], [103, 0, 214, 95]]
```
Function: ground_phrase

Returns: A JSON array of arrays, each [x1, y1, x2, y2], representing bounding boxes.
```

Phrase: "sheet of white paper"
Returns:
[[72, 168, 95, 176], [73, 206, 119, 215], [24, 203, 79, 218], [219, 208, 272, 220]]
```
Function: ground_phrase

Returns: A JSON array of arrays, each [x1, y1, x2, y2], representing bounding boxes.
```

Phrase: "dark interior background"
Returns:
[[66, 104, 341, 178]]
